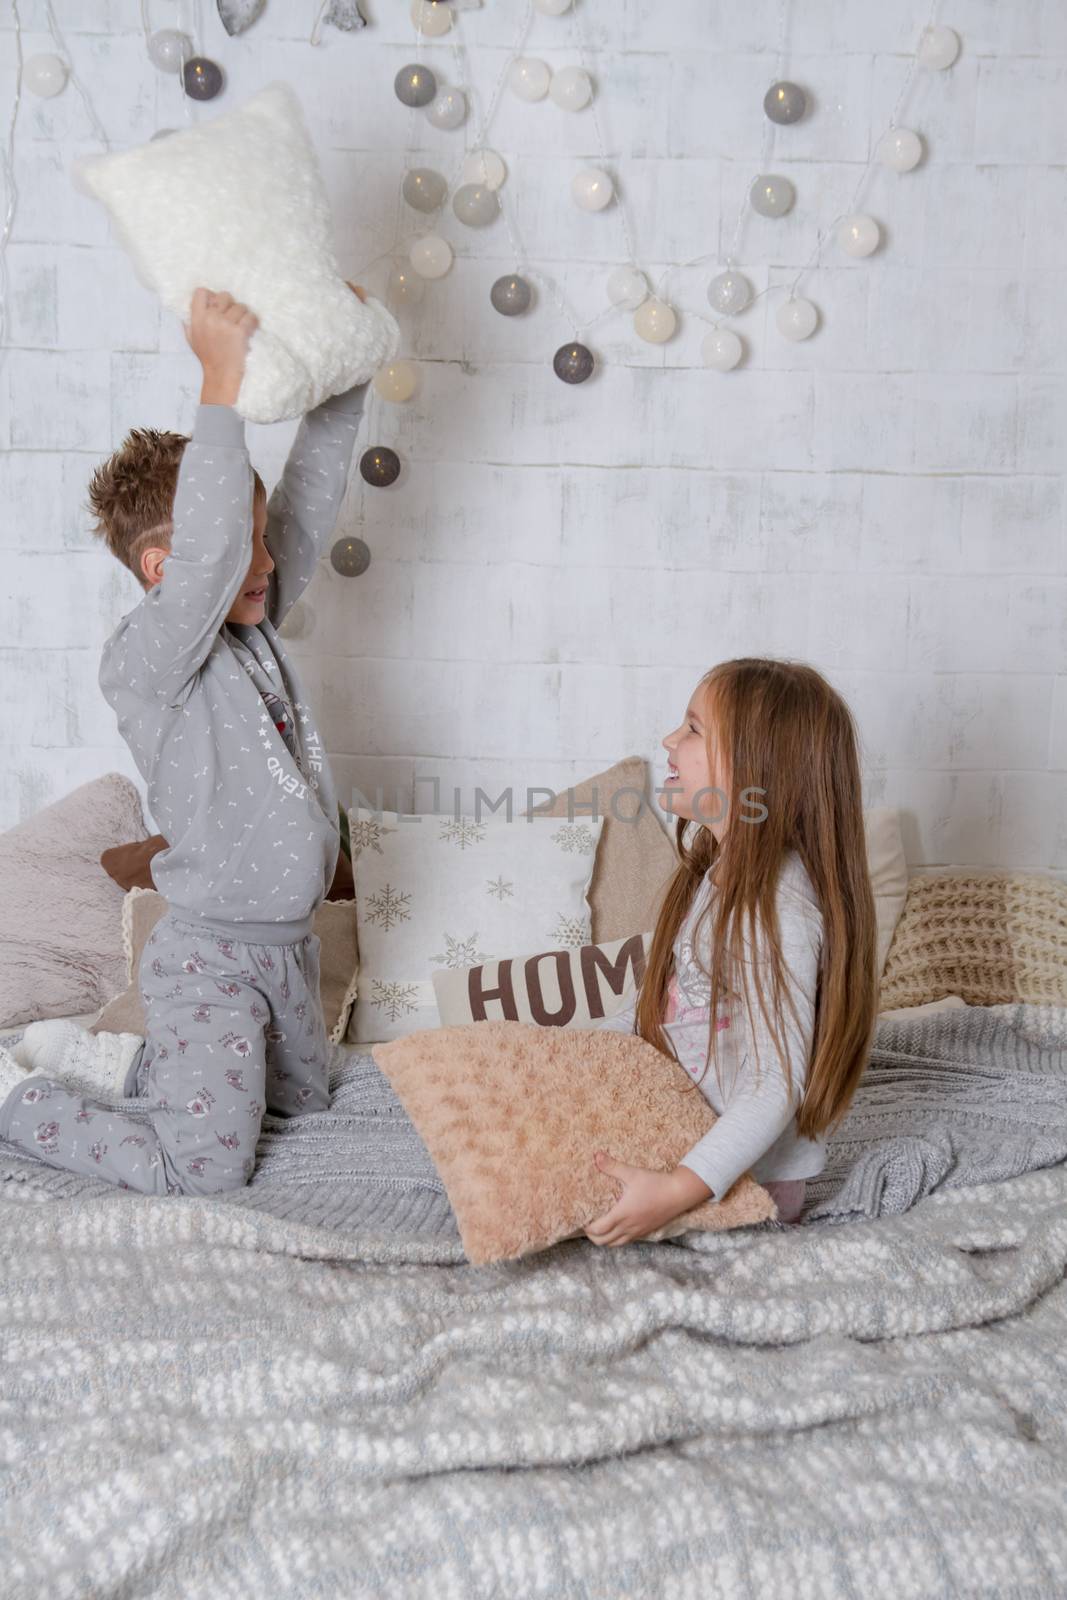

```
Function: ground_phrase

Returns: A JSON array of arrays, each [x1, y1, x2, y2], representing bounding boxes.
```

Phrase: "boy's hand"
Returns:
[[184, 287, 259, 407]]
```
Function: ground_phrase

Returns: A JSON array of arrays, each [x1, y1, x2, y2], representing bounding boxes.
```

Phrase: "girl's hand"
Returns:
[[584, 1151, 691, 1247], [346, 281, 368, 303]]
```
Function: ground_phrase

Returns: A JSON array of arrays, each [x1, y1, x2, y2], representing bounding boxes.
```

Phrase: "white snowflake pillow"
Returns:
[[346, 807, 605, 1044]]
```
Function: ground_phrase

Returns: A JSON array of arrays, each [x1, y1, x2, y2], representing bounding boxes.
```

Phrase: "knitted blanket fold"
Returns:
[[2, 1005, 1066, 1595], [1, 1001, 1065, 1248]]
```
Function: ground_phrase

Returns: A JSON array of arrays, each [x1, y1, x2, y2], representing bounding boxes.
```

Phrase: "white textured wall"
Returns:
[[1, 0, 1065, 877]]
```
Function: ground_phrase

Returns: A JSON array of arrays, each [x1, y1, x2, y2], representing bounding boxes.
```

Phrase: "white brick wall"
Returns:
[[1, 0, 1064, 877]]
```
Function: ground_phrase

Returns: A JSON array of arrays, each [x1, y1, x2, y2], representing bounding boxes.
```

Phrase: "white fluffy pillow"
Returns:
[[73, 80, 400, 423]]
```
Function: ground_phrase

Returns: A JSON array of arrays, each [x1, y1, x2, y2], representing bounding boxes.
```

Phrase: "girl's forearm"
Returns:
[[670, 1164, 715, 1208]]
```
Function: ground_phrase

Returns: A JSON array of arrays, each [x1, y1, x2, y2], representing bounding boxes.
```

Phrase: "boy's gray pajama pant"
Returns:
[[0, 910, 330, 1197]]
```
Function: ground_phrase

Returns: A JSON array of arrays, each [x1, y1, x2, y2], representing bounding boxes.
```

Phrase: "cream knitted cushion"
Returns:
[[878, 871, 1067, 1009]]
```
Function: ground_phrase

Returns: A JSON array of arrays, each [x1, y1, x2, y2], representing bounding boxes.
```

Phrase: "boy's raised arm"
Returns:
[[103, 289, 260, 707], [263, 282, 386, 630]]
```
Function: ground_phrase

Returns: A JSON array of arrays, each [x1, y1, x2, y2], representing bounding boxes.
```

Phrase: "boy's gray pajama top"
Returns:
[[0, 380, 370, 1195]]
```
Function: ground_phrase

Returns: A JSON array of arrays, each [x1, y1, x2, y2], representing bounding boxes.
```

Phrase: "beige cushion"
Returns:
[[0, 772, 143, 1030], [526, 756, 677, 942], [372, 1021, 777, 1264], [90, 887, 360, 1045], [433, 931, 651, 1029], [878, 870, 1067, 1009], [865, 806, 909, 985], [878, 995, 968, 1021]]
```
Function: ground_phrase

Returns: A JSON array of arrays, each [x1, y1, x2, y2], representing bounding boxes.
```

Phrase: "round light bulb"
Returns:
[[409, 234, 453, 279], [411, 0, 452, 35], [702, 329, 744, 370], [509, 57, 551, 101], [877, 128, 923, 172], [776, 297, 818, 340], [147, 29, 192, 72], [633, 298, 676, 344], [461, 149, 506, 190], [918, 25, 960, 69], [452, 183, 500, 227], [402, 167, 448, 213], [606, 266, 648, 311], [549, 65, 593, 111], [24, 53, 68, 97], [749, 174, 796, 217], [707, 270, 753, 315], [571, 168, 614, 211], [426, 87, 466, 130], [374, 361, 418, 404], [838, 214, 880, 257]]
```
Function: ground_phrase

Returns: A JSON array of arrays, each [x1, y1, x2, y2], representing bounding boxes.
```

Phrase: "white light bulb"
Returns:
[[549, 65, 592, 111], [606, 266, 648, 311], [509, 57, 551, 101], [571, 168, 614, 211], [411, 0, 452, 35], [776, 298, 818, 340], [837, 214, 880, 258], [633, 298, 676, 344], [426, 87, 466, 130], [461, 149, 506, 190], [24, 52, 68, 97], [373, 361, 418, 403], [702, 329, 744, 370], [918, 24, 960, 69], [877, 128, 923, 172], [409, 234, 454, 279]]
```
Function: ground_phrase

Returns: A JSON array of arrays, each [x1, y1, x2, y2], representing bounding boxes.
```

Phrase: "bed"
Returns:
[[2, 998, 1066, 1597]]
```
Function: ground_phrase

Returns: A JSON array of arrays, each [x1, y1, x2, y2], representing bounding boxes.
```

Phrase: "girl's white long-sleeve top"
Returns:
[[591, 849, 827, 1200]]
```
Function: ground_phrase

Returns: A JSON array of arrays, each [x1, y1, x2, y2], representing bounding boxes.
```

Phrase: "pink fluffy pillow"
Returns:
[[372, 1021, 777, 1264]]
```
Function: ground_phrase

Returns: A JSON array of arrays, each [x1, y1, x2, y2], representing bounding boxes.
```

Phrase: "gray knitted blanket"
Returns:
[[1, 1001, 1064, 1245], [1, 1003, 1066, 1595]]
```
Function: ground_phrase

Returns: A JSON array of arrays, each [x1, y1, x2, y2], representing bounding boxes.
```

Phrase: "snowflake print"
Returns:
[[350, 816, 397, 856], [552, 823, 597, 855], [549, 913, 591, 949], [486, 875, 514, 901], [370, 979, 420, 1021], [438, 815, 486, 850], [366, 883, 412, 931], [430, 932, 488, 968]]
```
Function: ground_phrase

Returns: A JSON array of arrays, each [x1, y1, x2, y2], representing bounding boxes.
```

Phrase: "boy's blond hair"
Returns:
[[87, 427, 266, 589]]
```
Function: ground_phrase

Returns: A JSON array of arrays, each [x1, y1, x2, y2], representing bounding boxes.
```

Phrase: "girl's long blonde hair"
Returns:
[[635, 658, 878, 1141]]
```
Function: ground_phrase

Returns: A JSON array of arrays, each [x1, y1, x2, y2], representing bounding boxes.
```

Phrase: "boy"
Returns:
[[0, 282, 390, 1196]]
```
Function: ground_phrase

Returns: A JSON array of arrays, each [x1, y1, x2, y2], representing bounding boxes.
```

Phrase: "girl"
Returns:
[[584, 657, 879, 1244]]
